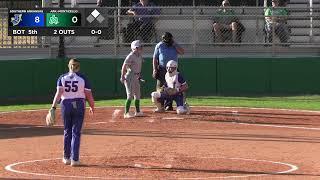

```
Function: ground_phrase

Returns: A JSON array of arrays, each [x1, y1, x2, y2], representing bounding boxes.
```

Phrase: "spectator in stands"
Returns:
[[71, 0, 78, 7], [125, 0, 160, 43], [280, 0, 290, 6], [97, 0, 107, 7], [212, 0, 245, 43], [264, 0, 290, 43]]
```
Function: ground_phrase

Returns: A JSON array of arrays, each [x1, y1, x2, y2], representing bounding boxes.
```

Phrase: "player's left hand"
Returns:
[[164, 87, 179, 96], [45, 107, 56, 126], [138, 76, 145, 83]]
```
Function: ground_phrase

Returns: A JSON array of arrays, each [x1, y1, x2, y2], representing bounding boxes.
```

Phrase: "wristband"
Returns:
[[51, 106, 56, 110]]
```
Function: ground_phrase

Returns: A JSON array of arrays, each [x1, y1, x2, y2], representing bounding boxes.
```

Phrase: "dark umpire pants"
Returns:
[[61, 98, 85, 161]]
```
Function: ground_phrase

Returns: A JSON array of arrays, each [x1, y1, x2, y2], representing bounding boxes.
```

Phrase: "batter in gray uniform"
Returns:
[[120, 40, 144, 118]]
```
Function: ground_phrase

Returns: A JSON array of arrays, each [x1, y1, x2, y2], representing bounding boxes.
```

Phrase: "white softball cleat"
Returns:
[[153, 107, 165, 113], [185, 103, 191, 115], [124, 112, 135, 119], [71, 160, 81, 166], [135, 111, 144, 117], [62, 158, 71, 165]]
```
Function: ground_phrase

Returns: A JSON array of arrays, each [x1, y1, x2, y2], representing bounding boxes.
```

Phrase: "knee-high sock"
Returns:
[[125, 99, 132, 114], [135, 99, 140, 112]]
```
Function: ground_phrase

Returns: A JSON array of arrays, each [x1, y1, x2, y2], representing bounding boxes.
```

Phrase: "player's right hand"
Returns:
[[152, 69, 157, 79], [89, 107, 94, 115]]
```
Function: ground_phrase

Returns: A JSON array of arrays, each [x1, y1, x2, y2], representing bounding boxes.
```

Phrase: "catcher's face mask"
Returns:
[[167, 67, 177, 74]]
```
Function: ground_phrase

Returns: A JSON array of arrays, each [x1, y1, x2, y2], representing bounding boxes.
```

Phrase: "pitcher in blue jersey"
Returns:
[[50, 58, 95, 167]]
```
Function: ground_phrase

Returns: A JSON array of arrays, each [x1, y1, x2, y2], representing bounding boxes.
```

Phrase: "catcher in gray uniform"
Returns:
[[120, 40, 144, 118]]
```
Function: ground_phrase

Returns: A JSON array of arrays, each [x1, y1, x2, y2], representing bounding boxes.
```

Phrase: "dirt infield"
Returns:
[[1, 106, 320, 179]]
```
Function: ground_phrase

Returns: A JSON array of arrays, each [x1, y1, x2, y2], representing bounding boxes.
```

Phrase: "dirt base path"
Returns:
[[1, 107, 320, 179]]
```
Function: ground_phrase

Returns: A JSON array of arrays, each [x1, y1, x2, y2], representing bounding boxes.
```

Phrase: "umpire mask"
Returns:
[[162, 32, 173, 46]]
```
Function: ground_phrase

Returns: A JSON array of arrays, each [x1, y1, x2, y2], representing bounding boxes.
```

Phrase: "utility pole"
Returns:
[[58, 0, 65, 58]]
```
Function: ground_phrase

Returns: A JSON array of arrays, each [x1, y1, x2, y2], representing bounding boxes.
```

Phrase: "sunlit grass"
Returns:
[[1, 96, 320, 112]]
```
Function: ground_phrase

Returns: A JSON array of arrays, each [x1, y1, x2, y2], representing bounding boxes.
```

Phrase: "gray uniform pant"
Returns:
[[124, 74, 141, 100]]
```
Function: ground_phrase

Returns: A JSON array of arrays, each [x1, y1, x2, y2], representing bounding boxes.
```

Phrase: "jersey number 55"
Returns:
[[65, 81, 78, 92]]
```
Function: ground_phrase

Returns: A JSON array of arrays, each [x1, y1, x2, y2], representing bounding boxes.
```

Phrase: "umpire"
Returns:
[[152, 32, 184, 111]]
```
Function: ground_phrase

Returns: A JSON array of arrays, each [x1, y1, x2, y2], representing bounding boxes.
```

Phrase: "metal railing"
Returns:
[[0, 6, 319, 58]]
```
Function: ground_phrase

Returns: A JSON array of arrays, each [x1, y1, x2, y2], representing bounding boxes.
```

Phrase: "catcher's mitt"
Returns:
[[46, 107, 56, 126], [164, 87, 179, 96]]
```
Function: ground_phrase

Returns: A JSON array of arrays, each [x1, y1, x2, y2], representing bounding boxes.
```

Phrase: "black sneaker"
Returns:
[[165, 106, 174, 111]]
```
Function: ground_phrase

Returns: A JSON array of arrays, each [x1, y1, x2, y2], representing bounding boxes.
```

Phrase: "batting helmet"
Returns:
[[162, 32, 173, 46], [131, 40, 142, 50]]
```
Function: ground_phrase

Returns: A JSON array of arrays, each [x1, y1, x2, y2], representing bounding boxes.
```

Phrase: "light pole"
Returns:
[[58, 0, 65, 58]]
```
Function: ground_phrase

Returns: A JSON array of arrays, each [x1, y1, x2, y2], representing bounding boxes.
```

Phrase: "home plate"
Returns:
[[162, 117, 184, 120]]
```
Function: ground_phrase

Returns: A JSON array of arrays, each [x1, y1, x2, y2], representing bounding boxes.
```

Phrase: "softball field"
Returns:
[[1, 106, 320, 179]]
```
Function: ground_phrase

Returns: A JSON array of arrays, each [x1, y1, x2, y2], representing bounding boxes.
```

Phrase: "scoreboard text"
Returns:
[[8, 9, 109, 36]]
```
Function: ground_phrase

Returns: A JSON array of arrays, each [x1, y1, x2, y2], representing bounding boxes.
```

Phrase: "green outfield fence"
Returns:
[[1, 57, 320, 104]]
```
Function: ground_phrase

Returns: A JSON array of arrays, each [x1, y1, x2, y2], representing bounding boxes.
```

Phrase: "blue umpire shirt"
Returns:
[[153, 41, 181, 68]]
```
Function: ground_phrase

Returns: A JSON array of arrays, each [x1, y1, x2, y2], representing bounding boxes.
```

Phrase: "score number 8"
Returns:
[[35, 16, 40, 23]]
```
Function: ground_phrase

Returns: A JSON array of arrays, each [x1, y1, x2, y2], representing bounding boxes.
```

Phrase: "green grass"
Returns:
[[1, 96, 320, 112]]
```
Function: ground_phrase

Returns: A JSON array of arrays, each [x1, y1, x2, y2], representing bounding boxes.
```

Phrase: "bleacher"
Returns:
[[48, 0, 320, 46], [287, 0, 320, 44], [1, 0, 319, 58]]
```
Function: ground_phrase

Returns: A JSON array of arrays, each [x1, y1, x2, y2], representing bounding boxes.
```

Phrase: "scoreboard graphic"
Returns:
[[8, 9, 110, 36]]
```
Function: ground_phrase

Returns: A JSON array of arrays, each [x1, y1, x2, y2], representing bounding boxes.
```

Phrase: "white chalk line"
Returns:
[[1, 105, 320, 114], [5, 156, 298, 179], [162, 117, 185, 120], [89, 122, 108, 125], [0, 106, 315, 178], [0, 124, 63, 130], [237, 122, 320, 131]]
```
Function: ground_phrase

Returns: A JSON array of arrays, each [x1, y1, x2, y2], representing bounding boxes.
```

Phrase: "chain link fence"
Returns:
[[0, 6, 319, 58], [0, 8, 41, 48], [0, 0, 41, 49]]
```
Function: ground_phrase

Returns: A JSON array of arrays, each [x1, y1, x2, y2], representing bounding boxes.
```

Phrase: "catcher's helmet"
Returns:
[[166, 60, 178, 75], [162, 32, 173, 46]]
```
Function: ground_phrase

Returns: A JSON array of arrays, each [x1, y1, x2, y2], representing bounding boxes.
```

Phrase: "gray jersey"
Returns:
[[124, 51, 143, 77], [123, 51, 143, 100]]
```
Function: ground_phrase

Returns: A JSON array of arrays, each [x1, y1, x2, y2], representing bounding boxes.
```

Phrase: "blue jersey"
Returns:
[[153, 42, 181, 67], [57, 72, 91, 100]]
